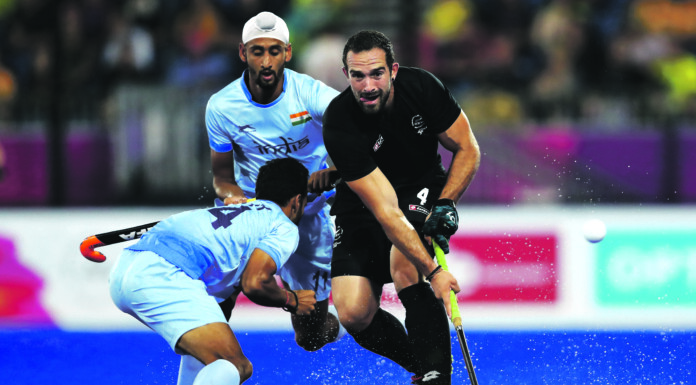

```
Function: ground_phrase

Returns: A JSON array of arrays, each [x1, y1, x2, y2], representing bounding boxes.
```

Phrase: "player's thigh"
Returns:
[[390, 245, 422, 292], [396, 182, 445, 232], [331, 275, 380, 326], [109, 250, 228, 353], [331, 210, 393, 284], [279, 253, 331, 301], [281, 208, 333, 300], [391, 183, 443, 290]]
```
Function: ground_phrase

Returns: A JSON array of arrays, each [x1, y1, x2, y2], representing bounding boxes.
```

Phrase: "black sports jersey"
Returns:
[[323, 67, 462, 215]]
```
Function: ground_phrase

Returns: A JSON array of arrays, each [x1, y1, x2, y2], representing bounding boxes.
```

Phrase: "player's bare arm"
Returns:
[[345, 168, 460, 312], [346, 168, 435, 275], [436, 110, 481, 203], [211, 149, 249, 204], [241, 247, 316, 315], [423, 110, 480, 254]]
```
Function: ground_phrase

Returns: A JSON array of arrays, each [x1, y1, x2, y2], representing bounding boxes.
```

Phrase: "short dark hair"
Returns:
[[255, 158, 308, 206], [342, 30, 396, 70]]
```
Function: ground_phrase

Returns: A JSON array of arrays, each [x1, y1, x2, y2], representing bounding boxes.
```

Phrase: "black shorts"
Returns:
[[331, 183, 443, 285]]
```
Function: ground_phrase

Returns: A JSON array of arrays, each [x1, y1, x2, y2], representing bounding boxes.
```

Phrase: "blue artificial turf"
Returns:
[[1, 329, 693, 384]]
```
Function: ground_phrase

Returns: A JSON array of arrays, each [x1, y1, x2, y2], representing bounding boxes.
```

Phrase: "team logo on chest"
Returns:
[[373, 134, 384, 152], [290, 111, 312, 126], [255, 136, 310, 155], [412, 115, 427, 135]]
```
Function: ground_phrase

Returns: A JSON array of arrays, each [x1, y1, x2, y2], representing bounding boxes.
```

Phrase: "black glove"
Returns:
[[422, 198, 458, 254]]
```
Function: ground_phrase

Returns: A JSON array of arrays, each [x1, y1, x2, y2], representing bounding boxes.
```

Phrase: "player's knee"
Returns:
[[391, 269, 420, 291], [213, 348, 253, 382], [219, 356, 252, 382], [236, 358, 253, 383], [194, 358, 249, 385], [335, 304, 372, 332]]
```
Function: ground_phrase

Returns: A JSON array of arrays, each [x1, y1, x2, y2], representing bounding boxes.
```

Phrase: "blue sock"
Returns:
[[192, 359, 240, 385]]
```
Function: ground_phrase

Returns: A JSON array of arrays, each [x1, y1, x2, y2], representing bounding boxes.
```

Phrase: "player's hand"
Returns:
[[223, 195, 250, 205], [429, 270, 460, 318], [422, 199, 458, 254], [308, 168, 339, 193], [292, 289, 317, 316]]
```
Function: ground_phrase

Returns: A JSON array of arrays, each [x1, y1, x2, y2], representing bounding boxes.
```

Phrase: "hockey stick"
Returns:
[[80, 186, 339, 262], [80, 221, 160, 262], [79, 198, 258, 263], [433, 240, 479, 385]]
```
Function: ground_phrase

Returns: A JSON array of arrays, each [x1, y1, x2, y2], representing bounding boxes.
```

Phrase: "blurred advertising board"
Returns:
[[448, 234, 558, 303], [1, 207, 695, 330], [595, 230, 696, 307]]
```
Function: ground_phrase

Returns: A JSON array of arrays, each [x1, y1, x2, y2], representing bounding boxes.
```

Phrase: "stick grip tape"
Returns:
[[433, 241, 462, 324]]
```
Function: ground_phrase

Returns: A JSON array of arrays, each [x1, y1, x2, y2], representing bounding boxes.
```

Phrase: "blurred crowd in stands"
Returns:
[[0, 0, 291, 123], [0, 0, 695, 131], [418, 0, 696, 130]]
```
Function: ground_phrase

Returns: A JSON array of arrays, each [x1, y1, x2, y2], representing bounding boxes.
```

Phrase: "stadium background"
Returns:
[[1, 0, 695, 384]]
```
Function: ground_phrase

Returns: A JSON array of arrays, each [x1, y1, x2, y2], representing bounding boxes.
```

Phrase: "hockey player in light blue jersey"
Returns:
[[110, 158, 315, 385], [204, 10, 344, 363]]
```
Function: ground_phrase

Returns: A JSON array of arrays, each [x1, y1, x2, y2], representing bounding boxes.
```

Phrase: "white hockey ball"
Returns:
[[583, 219, 606, 243]]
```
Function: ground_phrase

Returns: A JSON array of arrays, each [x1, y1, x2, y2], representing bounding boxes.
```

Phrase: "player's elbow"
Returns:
[[470, 138, 481, 163], [242, 287, 267, 305], [468, 144, 481, 173], [241, 275, 270, 302]]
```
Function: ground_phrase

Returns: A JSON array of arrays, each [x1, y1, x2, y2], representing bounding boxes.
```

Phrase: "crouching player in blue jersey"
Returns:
[[109, 158, 316, 385], [204, 8, 344, 364]]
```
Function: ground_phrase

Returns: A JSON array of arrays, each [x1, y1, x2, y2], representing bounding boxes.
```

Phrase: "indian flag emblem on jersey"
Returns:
[[290, 111, 312, 126]]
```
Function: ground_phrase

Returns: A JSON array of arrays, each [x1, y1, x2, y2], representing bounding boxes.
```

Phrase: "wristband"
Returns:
[[426, 265, 443, 281], [434, 198, 456, 208], [282, 290, 298, 313]]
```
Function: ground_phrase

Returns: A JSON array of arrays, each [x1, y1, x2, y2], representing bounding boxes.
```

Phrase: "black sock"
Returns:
[[399, 282, 452, 383], [350, 308, 420, 373]]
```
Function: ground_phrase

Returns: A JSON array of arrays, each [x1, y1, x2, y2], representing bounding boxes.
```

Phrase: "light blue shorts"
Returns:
[[109, 249, 227, 354], [279, 205, 334, 301]]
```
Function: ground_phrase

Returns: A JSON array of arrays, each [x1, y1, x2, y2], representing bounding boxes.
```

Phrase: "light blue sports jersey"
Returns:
[[126, 200, 299, 300], [205, 69, 339, 201]]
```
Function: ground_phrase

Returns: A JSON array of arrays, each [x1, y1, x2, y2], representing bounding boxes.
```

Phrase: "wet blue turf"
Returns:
[[1, 329, 694, 384]]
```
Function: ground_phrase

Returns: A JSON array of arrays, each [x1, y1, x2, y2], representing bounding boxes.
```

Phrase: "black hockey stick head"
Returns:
[[79, 221, 159, 262]]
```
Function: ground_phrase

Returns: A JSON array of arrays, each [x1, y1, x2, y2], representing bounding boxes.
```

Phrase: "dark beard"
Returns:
[[256, 71, 279, 90], [358, 90, 390, 114]]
